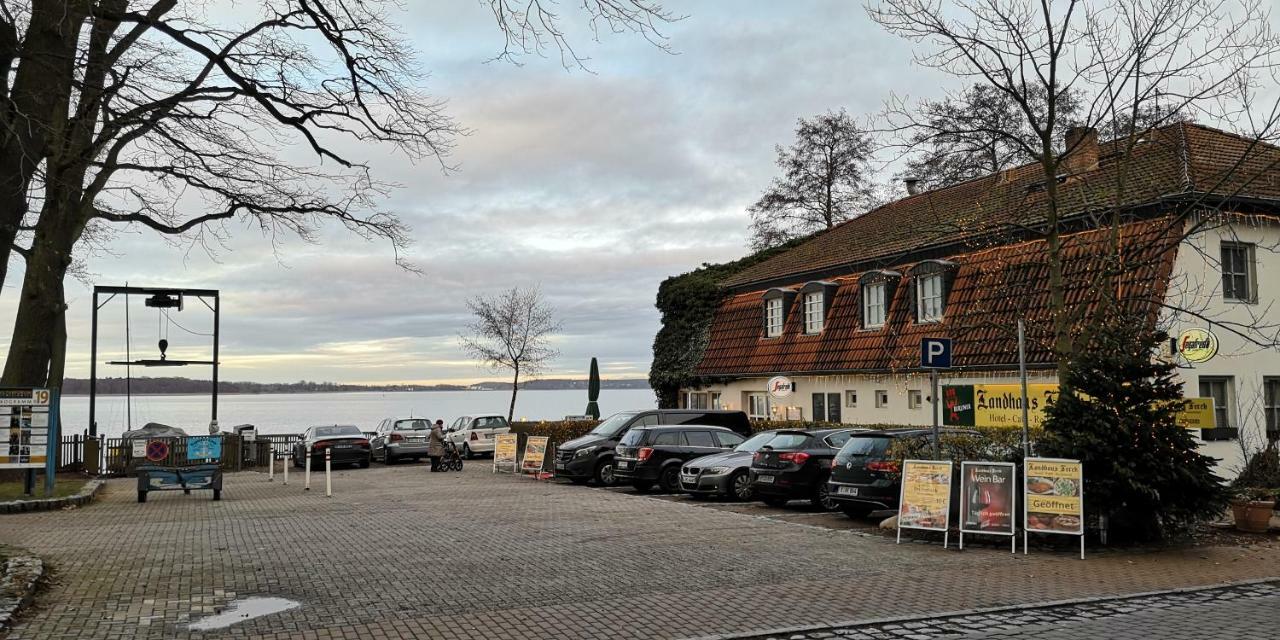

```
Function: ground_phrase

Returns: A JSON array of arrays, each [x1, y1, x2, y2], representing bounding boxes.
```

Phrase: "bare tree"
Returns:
[[0, 0, 676, 389], [749, 109, 878, 250], [460, 286, 562, 422], [869, 0, 1280, 376]]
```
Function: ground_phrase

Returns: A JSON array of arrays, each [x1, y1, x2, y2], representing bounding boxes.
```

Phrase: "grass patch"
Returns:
[[0, 477, 88, 501]]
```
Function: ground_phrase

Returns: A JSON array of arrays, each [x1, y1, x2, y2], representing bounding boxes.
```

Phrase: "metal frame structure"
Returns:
[[89, 285, 220, 437]]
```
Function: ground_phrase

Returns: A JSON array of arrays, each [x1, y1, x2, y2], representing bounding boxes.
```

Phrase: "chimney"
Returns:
[[903, 177, 921, 196], [1062, 126, 1099, 173]]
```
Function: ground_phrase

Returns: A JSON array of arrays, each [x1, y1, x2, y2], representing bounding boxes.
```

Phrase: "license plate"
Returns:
[[837, 486, 859, 496], [616, 460, 630, 470], [756, 475, 775, 484], [409, 437, 425, 443], [681, 475, 696, 484], [555, 463, 566, 471], [485, 433, 494, 439], [334, 444, 352, 449]]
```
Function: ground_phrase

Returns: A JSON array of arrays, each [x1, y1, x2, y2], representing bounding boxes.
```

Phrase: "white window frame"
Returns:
[[1221, 242, 1256, 303], [1198, 376, 1234, 429], [803, 292, 825, 334], [1264, 377, 1280, 434], [875, 390, 889, 408], [685, 392, 709, 410], [916, 274, 944, 323], [747, 392, 771, 420], [845, 390, 858, 408], [908, 390, 923, 410], [765, 297, 784, 337], [862, 282, 886, 329]]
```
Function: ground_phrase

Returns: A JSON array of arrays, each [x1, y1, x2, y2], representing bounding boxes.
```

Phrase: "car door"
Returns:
[[372, 419, 389, 457]]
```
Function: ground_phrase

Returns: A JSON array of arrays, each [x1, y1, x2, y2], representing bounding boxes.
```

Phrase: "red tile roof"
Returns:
[[724, 123, 1280, 289], [694, 219, 1178, 376]]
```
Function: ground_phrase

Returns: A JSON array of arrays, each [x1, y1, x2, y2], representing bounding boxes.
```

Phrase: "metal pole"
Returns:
[[90, 290, 99, 438], [1018, 319, 1031, 458], [45, 389, 60, 497], [304, 445, 311, 491], [124, 291, 132, 431], [268, 447, 275, 482], [325, 448, 332, 497], [930, 369, 941, 459], [212, 294, 220, 425]]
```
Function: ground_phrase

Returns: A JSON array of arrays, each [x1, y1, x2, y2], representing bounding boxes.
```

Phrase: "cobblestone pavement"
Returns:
[[0, 465, 1277, 639], [721, 580, 1280, 639]]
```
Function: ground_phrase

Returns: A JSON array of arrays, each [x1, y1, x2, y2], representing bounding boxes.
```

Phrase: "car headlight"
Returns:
[[706, 466, 730, 475], [573, 448, 594, 458]]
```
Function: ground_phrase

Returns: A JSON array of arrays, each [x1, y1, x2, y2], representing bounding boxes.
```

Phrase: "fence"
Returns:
[[57, 432, 375, 476]]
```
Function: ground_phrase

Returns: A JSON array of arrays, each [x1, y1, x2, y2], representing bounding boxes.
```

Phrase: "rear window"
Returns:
[[838, 436, 892, 459], [715, 432, 746, 448], [735, 432, 776, 452], [314, 425, 361, 437], [620, 429, 648, 446], [763, 433, 810, 450], [824, 431, 854, 448], [393, 420, 430, 431]]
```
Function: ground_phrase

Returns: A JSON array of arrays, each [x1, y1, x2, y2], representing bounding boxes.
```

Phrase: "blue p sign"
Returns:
[[920, 338, 952, 369]]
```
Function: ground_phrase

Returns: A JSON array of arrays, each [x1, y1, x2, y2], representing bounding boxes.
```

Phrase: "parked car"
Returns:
[[827, 428, 975, 518], [680, 430, 782, 500], [292, 424, 371, 468], [749, 428, 862, 510], [369, 418, 433, 464], [554, 409, 751, 486], [446, 414, 511, 458], [613, 425, 745, 492]]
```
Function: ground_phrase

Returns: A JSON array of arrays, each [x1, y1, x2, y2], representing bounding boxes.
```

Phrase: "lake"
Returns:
[[58, 388, 657, 437]]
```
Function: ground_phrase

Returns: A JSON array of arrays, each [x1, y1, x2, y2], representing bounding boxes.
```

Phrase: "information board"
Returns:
[[493, 434, 519, 473], [943, 384, 1060, 428], [187, 436, 223, 461], [897, 459, 953, 543], [1174, 397, 1215, 429], [0, 388, 50, 469], [521, 436, 549, 473], [1024, 457, 1085, 559]]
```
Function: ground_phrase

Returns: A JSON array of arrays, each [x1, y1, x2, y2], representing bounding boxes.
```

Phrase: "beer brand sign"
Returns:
[[943, 383, 1059, 428]]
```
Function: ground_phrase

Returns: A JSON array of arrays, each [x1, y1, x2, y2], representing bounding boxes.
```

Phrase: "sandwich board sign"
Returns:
[[1024, 457, 1085, 559], [959, 461, 1017, 553], [521, 436, 549, 476], [493, 433, 519, 473], [896, 459, 953, 547]]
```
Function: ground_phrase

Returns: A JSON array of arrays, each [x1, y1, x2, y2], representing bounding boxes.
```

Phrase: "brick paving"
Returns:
[[0, 465, 1277, 639]]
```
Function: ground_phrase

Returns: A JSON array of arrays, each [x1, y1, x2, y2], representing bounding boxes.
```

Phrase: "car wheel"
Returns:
[[594, 459, 616, 486], [811, 480, 836, 511], [729, 470, 753, 501], [632, 482, 653, 493], [463, 443, 473, 459], [840, 505, 872, 519], [762, 496, 789, 508], [658, 466, 682, 493]]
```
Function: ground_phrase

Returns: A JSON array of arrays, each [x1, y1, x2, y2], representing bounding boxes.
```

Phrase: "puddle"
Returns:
[[187, 597, 301, 631]]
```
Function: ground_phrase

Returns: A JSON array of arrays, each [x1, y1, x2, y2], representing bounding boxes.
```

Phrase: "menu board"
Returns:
[[493, 434, 518, 472], [897, 459, 953, 532], [1024, 458, 1084, 535], [0, 389, 51, 469], [960, 462, 1016, 536], [521, 436, 548, 472]]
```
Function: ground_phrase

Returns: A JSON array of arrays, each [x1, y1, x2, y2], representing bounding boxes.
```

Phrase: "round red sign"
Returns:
[[145, 440, 170, 462]]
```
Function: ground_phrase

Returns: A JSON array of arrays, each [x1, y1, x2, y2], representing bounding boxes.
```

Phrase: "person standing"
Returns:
[[427, 419, 446, 472]]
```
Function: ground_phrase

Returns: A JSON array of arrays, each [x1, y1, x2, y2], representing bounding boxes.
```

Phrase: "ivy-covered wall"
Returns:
[[649, 239, 807, 408]]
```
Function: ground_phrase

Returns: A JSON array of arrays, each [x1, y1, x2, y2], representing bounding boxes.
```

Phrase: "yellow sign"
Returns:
[[944, 384, 1060, 428], [1174, 397, 1216, 429], [1024, 458, 1083, 535], [898, 460, 953, 532], [493, 434, 518, 472], [521, 436, 549, 472], [1177, 328, 1218, 363]]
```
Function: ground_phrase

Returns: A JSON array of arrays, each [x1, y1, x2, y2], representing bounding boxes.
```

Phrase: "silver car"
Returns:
[[369, 418, 434, 464]]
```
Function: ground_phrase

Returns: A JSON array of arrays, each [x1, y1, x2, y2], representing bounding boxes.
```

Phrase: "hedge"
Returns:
[[886, 427, 1044, 464]]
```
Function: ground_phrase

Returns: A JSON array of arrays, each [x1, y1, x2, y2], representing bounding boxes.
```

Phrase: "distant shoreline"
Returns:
[[61, 380, 653, 397]]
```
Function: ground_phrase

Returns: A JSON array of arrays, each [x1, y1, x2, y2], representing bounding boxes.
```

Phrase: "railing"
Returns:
[[58, 434, 89, 471], [57, 432, 375, 475]]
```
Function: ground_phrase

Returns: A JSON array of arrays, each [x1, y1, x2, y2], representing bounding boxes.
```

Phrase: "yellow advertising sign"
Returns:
[[521, 436, 549, 473], [943, 384, 1060, 429], [1024, 458, 1083, 535], [1174, 397, 1216, 429], [493, 433, 519, 472], [898, 460, 953, 532]]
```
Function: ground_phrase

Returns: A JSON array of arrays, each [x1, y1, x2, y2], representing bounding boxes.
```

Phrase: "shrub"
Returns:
[[1232, 443, 1280, 499], [509, 420, 598, 451], [886, 427, 1042, 464]]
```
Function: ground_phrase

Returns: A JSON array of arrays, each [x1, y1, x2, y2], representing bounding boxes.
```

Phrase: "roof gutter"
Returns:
[[692, 362, 1059, 380]]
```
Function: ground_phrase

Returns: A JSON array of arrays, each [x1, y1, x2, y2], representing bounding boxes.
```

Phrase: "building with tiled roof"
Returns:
[[677, 123, 1280, 471]]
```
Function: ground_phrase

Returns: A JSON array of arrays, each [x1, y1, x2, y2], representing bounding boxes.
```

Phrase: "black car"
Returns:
[[554, 409, 751, 486], [292, 424, 371, 468], [827, 429, 975, 518], [613, 425, 744, 492], [749, 428, 861, 509], [680, 430, 782, 500]]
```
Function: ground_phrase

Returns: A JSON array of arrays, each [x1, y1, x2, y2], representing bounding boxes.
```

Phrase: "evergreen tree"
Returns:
[[1039, 321, 1227, 541]]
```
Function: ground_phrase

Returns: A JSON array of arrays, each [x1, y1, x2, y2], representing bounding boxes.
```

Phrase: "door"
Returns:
[[812, 393, 827, 422], [827, 393, 841, 423], [371, 420, 387, 456]]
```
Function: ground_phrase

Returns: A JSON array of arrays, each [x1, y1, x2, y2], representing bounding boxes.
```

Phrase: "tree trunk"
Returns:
[[507, 365, 520, 422]]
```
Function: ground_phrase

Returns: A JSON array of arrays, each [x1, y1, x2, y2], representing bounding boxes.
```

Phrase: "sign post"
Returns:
[[1024, 457, 1085, 559], [920, 338, 952, 459], [896, 459, 954, 547], [959, 461, 1017, 553], [44, 389, 60, 497]]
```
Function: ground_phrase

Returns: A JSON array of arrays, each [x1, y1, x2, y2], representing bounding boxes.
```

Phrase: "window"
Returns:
[[845, 390, 858, 408], [747, 393, 770, 420], [862, 282, 886, 328], [715, 431, 746, 448], [1199, 377, 1234, 429], [654, 432, 681, 446], [812, 393, 826, 422], [684, 431, 717, 447], [1221, 242, 1255, 302], [765, 297, 784, 337], [811, 392, 842, 421], [1264, 378, 1280, 437], [908, 390, 923, 410], [875, 390, 889, 408], [917, 273, 944, 322], [685, 392, 709, 410], [803, 292, 825, 334], [826, 393, 841, 423]]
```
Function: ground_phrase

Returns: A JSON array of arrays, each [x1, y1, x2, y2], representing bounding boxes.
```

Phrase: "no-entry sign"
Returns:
[[145, 440, 170, 462]]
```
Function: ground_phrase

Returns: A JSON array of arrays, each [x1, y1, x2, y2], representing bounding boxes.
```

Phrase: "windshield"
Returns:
[[393, 419, 430, 431], [735, 432, 777, 453], [313, 425, 362, 438], [589, 412, 637, 437]]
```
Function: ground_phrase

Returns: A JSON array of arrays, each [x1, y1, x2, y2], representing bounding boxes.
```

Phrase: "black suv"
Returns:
[[827, 429, 975, 518], [554, 410, 751, 486], [613, 425, 744, 492], [750, 428, 861, 510]]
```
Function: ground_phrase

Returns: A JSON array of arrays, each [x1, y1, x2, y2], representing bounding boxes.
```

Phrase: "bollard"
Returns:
[[305, 444, 312, 491], [325, 448, 332, 497], [269, 449, 275, 482], [283, 450, 289, 485]]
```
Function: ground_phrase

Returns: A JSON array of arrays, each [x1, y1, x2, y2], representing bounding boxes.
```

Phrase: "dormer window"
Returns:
[[862, 282, 886, 328], [917, 273, 944, 322], [761, 287, 796, 338], [803, 292, 824, 333]]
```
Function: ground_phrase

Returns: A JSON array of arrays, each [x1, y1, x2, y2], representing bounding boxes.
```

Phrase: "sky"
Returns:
[[0, 2, 960, 386]]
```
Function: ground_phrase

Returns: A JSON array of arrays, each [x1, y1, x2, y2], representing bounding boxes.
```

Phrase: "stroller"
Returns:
[[439, 438, 464, 472]]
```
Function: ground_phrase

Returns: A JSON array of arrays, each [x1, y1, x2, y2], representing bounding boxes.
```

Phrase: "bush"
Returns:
[[509, 420, 598, 450], [887, 427, 1042, 464], [1232, 443, 1280, 500]]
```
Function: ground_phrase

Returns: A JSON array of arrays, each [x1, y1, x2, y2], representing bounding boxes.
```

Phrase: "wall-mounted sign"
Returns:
[[187, 436, 222, 461], [942, 384, 1060, 428], [1174, 397, 1216, 429], [1177, 328, 1218, 363], [767, 376, 795, 399], [0, 388, 50, 469]]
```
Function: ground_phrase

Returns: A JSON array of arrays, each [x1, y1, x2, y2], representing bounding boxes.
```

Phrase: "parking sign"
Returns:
[[920, 338, 952, 369]]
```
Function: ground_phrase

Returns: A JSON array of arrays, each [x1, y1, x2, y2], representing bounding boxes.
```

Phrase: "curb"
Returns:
[[0, 479, 105, 514], [683, 576, 1280, 640], [0, 556, 44, 631]]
